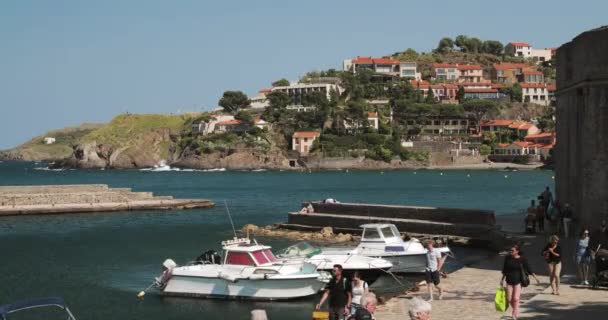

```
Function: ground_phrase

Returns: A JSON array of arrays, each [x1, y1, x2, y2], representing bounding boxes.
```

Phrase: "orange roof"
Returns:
[[464, 88, 498, 93], [493, 63, 531, 70], [293, 131, 320, 138], [497, 143, 510, 148], [443, 84, 459, 89], [491, 83, 505, 89], [410, 80, 430, 88], [508, 121, 535, 130], [482, 120, 514, 127], [352, 56, 399, 65], [433, 63, 459, 68], [520, 83, 548, 89], [368, 112, 378, 118], [259, 88, 272, 93], [525, 132, 555, 140], [458, 82, 492, 87], [510, 42, 531, 47], [457, 64, 483, 70], [513, 141, 533, 148], [522, 70, 543, 75], [547, 85, 557, 91], [217, 119, 243, 126]]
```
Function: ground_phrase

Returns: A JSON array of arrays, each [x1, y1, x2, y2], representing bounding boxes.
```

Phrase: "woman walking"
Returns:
[[501, 244, 540, 320], [575, 229, 592, 285], [543, 235, 562, 294], [349, 271, 369, 316]]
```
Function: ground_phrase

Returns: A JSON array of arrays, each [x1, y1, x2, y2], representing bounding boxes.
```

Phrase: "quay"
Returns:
[[0, 184, 214, 216]]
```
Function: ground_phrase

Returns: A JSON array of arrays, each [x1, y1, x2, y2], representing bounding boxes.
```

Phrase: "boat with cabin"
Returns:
[[276, 241, 393, 284], [321, 224, 451, 273], [154, 237, 327, 300], [0, 297, 77, 320]]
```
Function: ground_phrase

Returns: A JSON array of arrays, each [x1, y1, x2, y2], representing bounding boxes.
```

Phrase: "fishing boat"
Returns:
[[276, 241, 393, 284], [321, 224, 451, 273], [153, 238, 327, 300], [0, 297, 77, 320]]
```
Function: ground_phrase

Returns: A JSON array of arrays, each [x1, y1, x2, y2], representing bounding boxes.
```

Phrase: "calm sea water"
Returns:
[[0, 161, 553, 320]]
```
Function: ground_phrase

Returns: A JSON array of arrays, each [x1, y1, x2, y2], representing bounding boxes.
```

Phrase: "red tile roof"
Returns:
[[513, 141, 533, 148], [410, 80, 430, 88], [482, 120, 514, 127], [457, 64, 483, 70], [368, 112, 378, 118], [217, 119, 243, 126], [525, 132, 555, 140], [508, 121, 535, 130], [293, 131, 321, 138], [491, 84, 505, 89], [458, 82, 493, 87], [443, 84, 459, 89], [510, 42, 531, 47], [259, 88, 272, 93], [522, 70, 543, 75], [547, 85, 557, 91], [352, 56, 400, 65]]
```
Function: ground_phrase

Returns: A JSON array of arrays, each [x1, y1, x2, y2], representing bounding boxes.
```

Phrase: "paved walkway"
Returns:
[[375, 215, 608, 320]]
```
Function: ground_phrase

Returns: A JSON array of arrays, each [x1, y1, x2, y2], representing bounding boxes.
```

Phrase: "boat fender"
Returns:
[[218, 272, 239, 282]]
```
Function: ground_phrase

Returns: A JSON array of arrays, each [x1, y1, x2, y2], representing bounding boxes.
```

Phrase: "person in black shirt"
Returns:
[[543, 235, 562, 295], [590, 219, 608, 257], [317, 264, 352, 320], [501, 244, 540, 320]]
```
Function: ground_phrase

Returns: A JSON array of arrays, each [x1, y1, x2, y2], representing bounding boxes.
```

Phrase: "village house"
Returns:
[[292, 131, 320, 155], [43, 137, 56, 144], [407, 118, 477, 135], [410, 80, 458, 103], [494, 141, 537, 155], [343, 57, 421, 79], [344, 112, 380, 131], [491, 63, 537, 83], [457, 64, 484, 83], [214, 119, 250, 133], [480, 120, 540, 137], [508, 121, 541, 137], [463, 87, 501, 100], [399, 61, 422, 80], [505, 42, 532, 58], [525, 132, 556, 145], [271, 82, 342, 109], [521, 83, 550, 106], [432, 63, 459, 81], [249, 89, 271, 109], [521, 70, 544, 83]]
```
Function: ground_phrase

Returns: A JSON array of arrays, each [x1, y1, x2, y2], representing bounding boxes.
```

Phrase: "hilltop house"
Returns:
[[491, 63, 537, 84], [457, 64, 484, 83], [521, 83, 550, 106], [292, 131, 320, 155], [432, 63, 459, 81], [505, 42, 555, 63], [249, 89, 271, 109], [480, 120, 540, 137], [343, 57, 421, 80], [271, 82, 342, 110]]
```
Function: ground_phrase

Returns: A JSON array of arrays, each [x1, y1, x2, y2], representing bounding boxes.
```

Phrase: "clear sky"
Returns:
[[0, 0, 606, 149]]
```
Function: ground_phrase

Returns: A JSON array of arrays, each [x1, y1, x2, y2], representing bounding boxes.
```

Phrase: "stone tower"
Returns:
[[555, 26, 608, 226]]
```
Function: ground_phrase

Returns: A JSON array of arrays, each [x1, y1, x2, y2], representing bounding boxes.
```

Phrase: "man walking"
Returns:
[[425, 240, 447, 301], [541, 186, 553, 218], [317, 264, 352, 320]]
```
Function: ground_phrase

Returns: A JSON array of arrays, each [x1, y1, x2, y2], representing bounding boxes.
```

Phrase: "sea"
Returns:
[[0, 161, 554, 320]]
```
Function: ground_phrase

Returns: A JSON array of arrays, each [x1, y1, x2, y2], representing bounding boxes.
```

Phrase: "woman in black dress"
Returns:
[[500, 244, 540, 320], [543, 235, 562, 294]]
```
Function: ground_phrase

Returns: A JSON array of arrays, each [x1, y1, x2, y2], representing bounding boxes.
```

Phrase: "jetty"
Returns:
[[0, 184, 214, 216], [282, 201, 505, 247]]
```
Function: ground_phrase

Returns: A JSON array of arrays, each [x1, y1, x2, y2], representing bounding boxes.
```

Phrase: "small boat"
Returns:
[[154, 238, 327, 300], [0, 297, 77, 320], [321, 224, 451, 273], [276, 241, 393, 284]]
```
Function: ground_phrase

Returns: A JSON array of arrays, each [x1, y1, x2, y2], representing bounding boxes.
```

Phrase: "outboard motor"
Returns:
[[154, 259, 177, 289], [194, 250, 222, 265]]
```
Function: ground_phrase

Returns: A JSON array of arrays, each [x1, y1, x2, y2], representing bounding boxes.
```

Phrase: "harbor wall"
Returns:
[[555, 26, 608, 226]]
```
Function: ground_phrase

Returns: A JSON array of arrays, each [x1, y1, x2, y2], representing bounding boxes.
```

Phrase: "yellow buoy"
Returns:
[[137, 291, 145, 299]]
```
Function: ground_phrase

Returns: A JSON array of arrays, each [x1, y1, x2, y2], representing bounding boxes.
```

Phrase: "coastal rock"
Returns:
[[320, 227, 334, 238], [241, 224, 260, 234]]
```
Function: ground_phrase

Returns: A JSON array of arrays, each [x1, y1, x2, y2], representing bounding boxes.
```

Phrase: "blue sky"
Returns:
[[0, 0, 605, 149]]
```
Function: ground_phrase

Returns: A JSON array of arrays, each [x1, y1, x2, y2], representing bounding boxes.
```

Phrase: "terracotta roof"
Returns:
[[510, 42, 531, 47], [430, 84, 446, 89], [352, 56, 399, 65], [522, 70, 543, 75], [491, 84, 505, 89], [217, 119, 243, 126], [433, 63, 459, 68], [457, 64, 483, 70], [482, 120, 514, 127], [259, 88, 272, 93], [508, 121, 535, 130], [520, 83, 548, 89], [513, 141, 533, 148], [547, 85, 557, 91], [525, 132, 555, 140], [410, 80, 430, 88], [293, 131, 321, 138], [458, 82, 493, 87], [443, 84, 459, 89], [464, 88, 498, 93], [493, 63, 532, 70], [497, 143, 510, 148], [368, 112, 378, 118]]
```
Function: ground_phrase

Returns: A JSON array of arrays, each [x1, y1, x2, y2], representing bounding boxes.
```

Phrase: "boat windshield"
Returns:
[[278, 242, 320, 258], [261, 249, 277, 262], [381, 226, 398, 238], [225, 252, 256, 266], [251, 250, 270, 265], [362, 228, 381, 240]]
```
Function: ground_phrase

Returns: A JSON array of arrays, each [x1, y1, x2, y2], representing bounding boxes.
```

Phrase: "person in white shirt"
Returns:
[[425, 240, 447, 301], [349, 271, 369, 315]]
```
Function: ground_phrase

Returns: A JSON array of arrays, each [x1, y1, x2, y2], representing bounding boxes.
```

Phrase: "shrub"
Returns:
[[480, 144, 491, 156]]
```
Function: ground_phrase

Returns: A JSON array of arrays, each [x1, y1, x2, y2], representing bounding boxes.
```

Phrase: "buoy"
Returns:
[[552, 176, 555, 180], [413, 172, 417, 174], [440, 172, 444, 176], [467, 174, 471, 178], [380, 172, 384, 174], [504, 175, 508, 178], [137, 291, 145, 299]]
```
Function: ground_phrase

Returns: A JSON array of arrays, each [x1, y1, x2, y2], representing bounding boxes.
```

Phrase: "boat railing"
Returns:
[[0, 297, 76, 320]]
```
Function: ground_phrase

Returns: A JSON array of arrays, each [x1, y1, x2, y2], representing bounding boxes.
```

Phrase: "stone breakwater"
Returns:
[[0, 184, 214, 216]]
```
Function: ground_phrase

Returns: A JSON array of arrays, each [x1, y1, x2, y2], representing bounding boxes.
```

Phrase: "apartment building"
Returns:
[[521, 83, 550, 106], [491, 63, 537, 83], [432, 63, 459, 81], [271, 82, 342, 107], [343, 56, 421, 79]]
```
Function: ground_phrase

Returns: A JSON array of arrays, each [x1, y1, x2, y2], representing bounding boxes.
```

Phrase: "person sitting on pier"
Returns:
[[299, 202, 314, 214], [352, 292, 376, 320], [323, 198, 339, 204]]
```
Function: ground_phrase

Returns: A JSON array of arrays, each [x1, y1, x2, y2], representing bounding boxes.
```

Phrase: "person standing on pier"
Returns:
[[501, 244, 540, 320], [424, 240, 447, 301], [540, 186, 553, 218], [535, 200, 545, 232], [316, 264, 352, 320]]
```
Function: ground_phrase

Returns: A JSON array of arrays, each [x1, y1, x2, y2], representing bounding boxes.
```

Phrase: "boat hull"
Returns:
[[161, 275, 325, 300]]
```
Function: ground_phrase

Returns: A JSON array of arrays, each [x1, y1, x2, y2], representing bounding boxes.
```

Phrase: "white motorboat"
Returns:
[[276, 241, 393, 284], [154, 238, 327, 300], [321, 224, 451, 273]]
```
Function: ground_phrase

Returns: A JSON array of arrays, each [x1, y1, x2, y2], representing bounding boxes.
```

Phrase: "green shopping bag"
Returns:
[[495, 287, 508, 312]]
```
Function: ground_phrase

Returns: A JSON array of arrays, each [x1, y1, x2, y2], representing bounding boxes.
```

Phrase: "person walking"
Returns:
[[562, 204, 573, 238], [590, 219, 608, 257], [349, 271, 368, 316], [535, 200, 545, 232], [501, 244, 540, 320], [541, 186, 553, 217], [351, 292, 376, 320], [316, 264, 352, 320], [543, 235, 563, 295], [525, 200, 537, 233], [575, 228, 592, 285], [425, 240, 447, 301]]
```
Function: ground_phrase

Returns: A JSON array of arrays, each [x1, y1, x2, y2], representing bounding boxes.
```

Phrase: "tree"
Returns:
[[271, 78, 290, 87], [218, 91, 250, 113], [511, 83, 523, 102], [455, 35, 469, 51], [465, 37, 483, 53], [457, 86, 466, 102], [463, 99, 498, 132], [436, 37, 454, 53], [345, 99, 368, 133], [482, 40, 504, 56], [234, 110, 254, 126], [479, 144, 491, 156], [267, 91, 291, 109], [424, 88, 436, 104]]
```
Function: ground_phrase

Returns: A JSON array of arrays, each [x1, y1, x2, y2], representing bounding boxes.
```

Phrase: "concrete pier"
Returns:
[[0, 184, 214, 216]]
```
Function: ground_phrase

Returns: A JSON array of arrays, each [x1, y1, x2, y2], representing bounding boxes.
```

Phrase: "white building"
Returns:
[[521, 83, 550, 106], [292, 131, 320, 155], [399, 62, 421, 80], [530, 48, 553, 63], [343, 56, 420, 79], [249, 89, 271, 110], [507, 42, 533, 58], [271, 82, 342, 108], [43, 137, 56, 144], [192, 114, 235, 135]]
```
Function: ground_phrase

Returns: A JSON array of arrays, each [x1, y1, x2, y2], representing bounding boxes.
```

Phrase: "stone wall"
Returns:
[[555, 26, 608, 226]]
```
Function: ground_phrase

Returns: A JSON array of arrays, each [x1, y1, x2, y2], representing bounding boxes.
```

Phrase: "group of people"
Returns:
[[524, 187, 573, 236], [315, 265, 376, 320]]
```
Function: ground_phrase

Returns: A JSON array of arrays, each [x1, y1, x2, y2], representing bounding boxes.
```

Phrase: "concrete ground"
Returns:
[[374, 215, 608, 320]]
